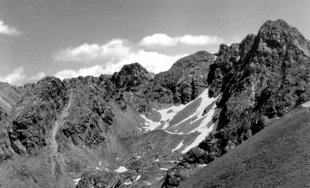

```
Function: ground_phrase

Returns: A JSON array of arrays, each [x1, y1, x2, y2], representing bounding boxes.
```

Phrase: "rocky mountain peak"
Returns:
[[172, 51, 215, 69], [163, 19, 310, 187], [257, 19, 310, 56], [148, 51, 215, 106], [111, 62, 154, 89]]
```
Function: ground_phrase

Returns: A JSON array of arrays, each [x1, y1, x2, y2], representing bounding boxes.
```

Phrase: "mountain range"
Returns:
[[0, 19, 309, 188]]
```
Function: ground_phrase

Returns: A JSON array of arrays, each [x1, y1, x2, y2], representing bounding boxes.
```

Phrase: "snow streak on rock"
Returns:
[[74, 178, 81, 185], [181, 102, 217, 153], [172, 141, 184, 152], [114, 166, 128, 173], [141, 88, 219, 154], [141, 88, 218, 134]]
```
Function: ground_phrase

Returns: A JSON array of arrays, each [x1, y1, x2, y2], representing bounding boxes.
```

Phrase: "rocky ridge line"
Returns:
[[162, 19, 310, 187]]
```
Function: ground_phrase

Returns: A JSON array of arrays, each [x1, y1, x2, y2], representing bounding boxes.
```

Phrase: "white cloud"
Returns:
[[54, 51, 186, 80], [0, 68, 48, 86], [55, 39, 131, 62], [121, 50, 186, 74], [0, 67, 26, 86], [54, 38, 188, 79], [55, 65, 105, 80], [178, 35, 224, 45], [139, 34, 224, 47], [0, 20, 20, 36], [138, 34, 178, 47]]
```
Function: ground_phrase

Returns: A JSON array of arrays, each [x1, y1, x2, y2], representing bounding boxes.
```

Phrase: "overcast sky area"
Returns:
[[0, 0, 310, 85]]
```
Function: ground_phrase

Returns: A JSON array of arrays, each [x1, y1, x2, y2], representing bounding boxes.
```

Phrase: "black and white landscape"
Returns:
[[0, 1, 310, 188]]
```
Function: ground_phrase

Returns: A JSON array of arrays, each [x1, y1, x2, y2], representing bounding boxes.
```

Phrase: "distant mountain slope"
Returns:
[[180, 104, 310, 188]]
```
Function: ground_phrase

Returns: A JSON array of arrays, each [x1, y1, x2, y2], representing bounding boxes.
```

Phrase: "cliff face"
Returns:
[[208, 19, 310, 155], [0, 82, 22, 122], [150, 51, 215, 106]]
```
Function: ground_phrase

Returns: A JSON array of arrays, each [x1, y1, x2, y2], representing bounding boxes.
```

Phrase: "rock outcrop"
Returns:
[[0, 82, 22, 122], [9, 77, 68, 155], [112, 62, 154, 90], [149, 51, 215, 106], [208, 18, 310, 157]]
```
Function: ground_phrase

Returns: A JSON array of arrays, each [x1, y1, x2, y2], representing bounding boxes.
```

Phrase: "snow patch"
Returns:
[[164, 130, 183, 135], [198, 164, 207, 167], [172, 141, 184, 152], [74, 178, 81, 185], [134, 175, 141, 182], [141, 103, 188, 131], [181, 102, 217, 153], [302, 101, 310, 107], [115, 166, 128, 173], [160, 168, 169, 171], [140, 88, 219, 155], [140, 114, 161, 131], [154, 159, 160, 162], [170, 89, 218, 131], [141, 88, 218, 135]]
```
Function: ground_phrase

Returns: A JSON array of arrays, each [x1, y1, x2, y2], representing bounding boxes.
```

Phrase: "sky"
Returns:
[[0, 0, 310, 86]]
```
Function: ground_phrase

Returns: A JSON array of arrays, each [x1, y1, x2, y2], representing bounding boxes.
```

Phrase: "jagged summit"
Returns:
[[171, 51, 215, 69], [111, 62, 154, 89], [151, 51, 215, 105], [258, 19, 310, 56]]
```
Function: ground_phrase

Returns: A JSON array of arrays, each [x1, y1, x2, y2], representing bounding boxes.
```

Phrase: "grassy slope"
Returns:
[[180, 106, 310, 188]]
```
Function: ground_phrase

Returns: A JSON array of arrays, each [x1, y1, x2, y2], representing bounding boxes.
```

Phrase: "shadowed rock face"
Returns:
[[210, 18, 310, 153], [0, 82, 22, 122], [8, 77, 69, 155], [110, 52, 216, 114], [112, 62, 154, 90], [0, 19, 309, 188], [149, 51, 215, 106]]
